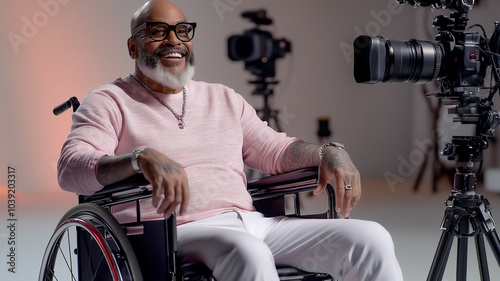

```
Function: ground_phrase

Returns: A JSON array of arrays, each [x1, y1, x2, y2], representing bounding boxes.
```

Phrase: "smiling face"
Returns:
[[128, 0, 195, 93]]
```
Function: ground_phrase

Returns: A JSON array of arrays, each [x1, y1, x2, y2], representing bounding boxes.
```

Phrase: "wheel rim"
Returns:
[[40, 218, 123, 281]]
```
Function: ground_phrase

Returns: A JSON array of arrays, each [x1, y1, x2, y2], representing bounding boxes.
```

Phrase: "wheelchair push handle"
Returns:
[[53, 96, 80, 115]]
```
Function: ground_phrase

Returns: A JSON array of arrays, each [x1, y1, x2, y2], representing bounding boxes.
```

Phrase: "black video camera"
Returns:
[[227, 10, 291, 78], [353, 0, 500, 136]]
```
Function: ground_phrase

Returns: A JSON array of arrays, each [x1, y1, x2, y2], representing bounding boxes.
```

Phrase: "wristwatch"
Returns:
[[319, 142, 345, 160], [131, 146, 147, 173]]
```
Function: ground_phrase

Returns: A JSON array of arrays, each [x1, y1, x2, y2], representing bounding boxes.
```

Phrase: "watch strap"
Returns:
[[131, 146, 147, 173], [319, 142, 345, 160]]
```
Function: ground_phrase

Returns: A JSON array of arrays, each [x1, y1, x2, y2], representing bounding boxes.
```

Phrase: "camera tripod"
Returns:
[[251, 77, 283, 132], [427, 136, 500, 281]]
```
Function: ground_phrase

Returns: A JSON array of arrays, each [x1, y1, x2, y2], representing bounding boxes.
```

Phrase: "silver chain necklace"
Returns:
[[133, 75, 187, 129]]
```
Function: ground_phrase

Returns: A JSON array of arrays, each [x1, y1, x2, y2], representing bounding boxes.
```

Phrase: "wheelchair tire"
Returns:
[[39, 203, 143, 281]]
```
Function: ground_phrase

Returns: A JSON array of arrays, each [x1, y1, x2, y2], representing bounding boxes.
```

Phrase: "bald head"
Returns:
[[131, 0, 187, 33]]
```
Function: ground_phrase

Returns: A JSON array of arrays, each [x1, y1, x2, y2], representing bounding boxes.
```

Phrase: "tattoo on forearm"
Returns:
[[280, 141, 357, 173], [160, 162, 182, 174], [280, 141, 320, 172], [150, 153, 183, 175]]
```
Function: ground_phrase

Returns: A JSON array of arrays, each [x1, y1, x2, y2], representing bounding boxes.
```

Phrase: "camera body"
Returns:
[[227, 10, 291, 78]]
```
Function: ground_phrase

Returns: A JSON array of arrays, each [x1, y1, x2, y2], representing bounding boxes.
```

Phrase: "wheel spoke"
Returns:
[[56, 229, 77, 281], [65, 230, 75, 281]]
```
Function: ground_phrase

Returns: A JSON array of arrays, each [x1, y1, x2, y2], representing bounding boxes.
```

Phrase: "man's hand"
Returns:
[[137, 148, 190, 218], [315, 146, 361, 218]]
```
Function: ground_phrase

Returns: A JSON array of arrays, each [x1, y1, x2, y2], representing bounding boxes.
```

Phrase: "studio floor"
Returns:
[[356, 176, 500, 281]]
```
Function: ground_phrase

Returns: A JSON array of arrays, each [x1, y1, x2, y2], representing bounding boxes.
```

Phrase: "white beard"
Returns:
[[137, 47, 195, 89], [137, 59, 195, 90]]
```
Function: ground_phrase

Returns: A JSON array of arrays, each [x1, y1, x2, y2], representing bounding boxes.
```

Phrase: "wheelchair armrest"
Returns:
[[247, 167, 318, 193], [247, 167, 337, 219], [79, 174, 151, 206], [248, 167, 325, 200], [85, 167, 319, 204]]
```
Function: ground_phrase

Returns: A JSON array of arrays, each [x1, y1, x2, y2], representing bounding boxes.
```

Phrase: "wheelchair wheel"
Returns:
[[39, 203, 143, 281]]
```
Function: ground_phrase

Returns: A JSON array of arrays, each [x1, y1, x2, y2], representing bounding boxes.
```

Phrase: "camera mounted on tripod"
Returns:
[[354, 3, 500, 279], [353, 0, 500, 137], [227, 10, 292, 130]]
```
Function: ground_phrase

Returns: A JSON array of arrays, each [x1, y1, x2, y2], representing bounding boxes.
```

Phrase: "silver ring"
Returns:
[[345, 184, 352, 190]]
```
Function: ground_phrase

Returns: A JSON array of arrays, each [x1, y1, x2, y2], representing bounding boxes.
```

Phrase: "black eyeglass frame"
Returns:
[[131, 21, 197, 42]]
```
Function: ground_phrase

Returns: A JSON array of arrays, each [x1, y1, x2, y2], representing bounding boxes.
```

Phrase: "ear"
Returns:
[[127, 37, 138, 59]]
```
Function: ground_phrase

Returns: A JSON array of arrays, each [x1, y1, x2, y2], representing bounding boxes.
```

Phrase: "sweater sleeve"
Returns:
[[57, 89, 122, 195], [238, 94, 299, 175]]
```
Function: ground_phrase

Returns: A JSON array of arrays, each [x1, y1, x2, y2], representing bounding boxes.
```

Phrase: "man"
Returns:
[[57, 1, 404, 280]]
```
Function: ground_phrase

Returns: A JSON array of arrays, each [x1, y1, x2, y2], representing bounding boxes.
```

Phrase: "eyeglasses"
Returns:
[[132, 21, 197, 42]]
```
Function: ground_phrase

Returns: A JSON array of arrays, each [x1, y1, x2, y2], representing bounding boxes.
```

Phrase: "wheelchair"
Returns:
[[40, 98, 338, 281]]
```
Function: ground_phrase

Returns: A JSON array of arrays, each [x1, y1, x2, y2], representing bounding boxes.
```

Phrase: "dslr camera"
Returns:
[[227, 10, 291, 78], [353, 0, 500, 136]]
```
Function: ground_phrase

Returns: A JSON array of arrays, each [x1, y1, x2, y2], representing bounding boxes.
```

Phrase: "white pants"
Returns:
[[177, 211, 404, 281]]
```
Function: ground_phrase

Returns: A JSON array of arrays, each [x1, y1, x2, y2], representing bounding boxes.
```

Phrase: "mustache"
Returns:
[[153, 46, 190, 57]]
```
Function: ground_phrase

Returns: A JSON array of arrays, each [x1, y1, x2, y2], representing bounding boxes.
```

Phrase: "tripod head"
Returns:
[[442, 136, 487, 192]]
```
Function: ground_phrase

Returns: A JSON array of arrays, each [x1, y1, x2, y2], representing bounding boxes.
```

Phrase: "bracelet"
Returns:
[[319, 142, 345, 160], [131, 146, 147, 173]]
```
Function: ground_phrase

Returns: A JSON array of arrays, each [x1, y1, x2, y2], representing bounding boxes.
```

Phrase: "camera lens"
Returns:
[[228, 35, 254, 61], [353, 35, 445, 84], [228, 30, 275, 62], [384, 39, 444, 83]]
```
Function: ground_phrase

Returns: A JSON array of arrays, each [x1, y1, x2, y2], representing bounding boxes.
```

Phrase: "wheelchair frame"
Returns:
[[40, 166, 337, 281]]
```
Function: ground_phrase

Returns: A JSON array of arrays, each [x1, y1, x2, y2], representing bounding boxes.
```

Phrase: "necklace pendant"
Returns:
[[178, 120, 185, 129]]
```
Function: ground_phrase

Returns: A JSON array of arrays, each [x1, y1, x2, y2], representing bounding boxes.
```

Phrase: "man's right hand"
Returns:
[[137, 147, 190, 218], [96, 147, 189, 219]]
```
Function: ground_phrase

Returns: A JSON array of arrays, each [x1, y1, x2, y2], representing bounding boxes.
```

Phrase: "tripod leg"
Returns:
[[475, 197, 500, 266], [428, 208, 470, 281], [427, 228, 456, 281], [456, 219, 469, 281], [484, 230, 500, 266], [475, 233, 491, 281]]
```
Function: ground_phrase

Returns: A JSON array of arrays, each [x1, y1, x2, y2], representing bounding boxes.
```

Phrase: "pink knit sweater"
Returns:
[[57, 75, 297, 225]]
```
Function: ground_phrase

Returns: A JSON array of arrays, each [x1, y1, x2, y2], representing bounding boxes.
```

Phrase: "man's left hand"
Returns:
[[315, 146, 361, 218]]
